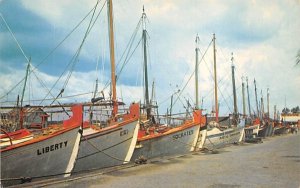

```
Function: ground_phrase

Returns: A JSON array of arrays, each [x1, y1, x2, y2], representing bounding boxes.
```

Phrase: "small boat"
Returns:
[[0, 104, 83, 186]]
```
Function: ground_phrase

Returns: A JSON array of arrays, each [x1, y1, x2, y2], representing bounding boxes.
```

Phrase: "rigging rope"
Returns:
[[0, 0, 103, 101], [100, 17, 143, 92], [0, 92, 93, 105], [78, 134, 134, 163], [171, 39, 213, 110], [0, 13, 29, 63], [40, 0, 105, 107]]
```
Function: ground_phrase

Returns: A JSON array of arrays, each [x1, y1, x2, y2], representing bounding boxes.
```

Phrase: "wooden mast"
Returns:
[[19, 60, 31, 129], [195, 34, 200, 109], [267, 88, 270, 118], [231, 53, 238, 125], [254, 79, 259, 118], [142, 7, 151, 119], [246, 77, 251, 117], [274, 105, 276, 121], [260, 90, 264, 118], [107, 0, 118, 117], [20, 60, 30, 108], [213, 34, 218, 122], [242, 76, 246, 116]]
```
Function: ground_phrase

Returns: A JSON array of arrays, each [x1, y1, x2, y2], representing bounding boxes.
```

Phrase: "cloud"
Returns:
[[1, 0, 299, 116]]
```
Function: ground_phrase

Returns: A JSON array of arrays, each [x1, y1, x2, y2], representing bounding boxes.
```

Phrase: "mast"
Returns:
[[267, 88, 270, 118], [274, 105, 276, 121], [150, 80, 155, 115], [107, 0, 118, 117], [186, 99, 190, 118], [246, 77, 251, 117], [213, 34, 219, 122], [142, 7, 151, 119], [19, 60, 31, 129], [254, 79, 259, 118], [150, 80, 158, 123], [231, 53, 238, 124], [195, 34, 200, 109], [261, 90, 264, 118], [242, 76, 246, 116], [169, 94, 174, 125], [90, 78, 98, 123], [20, 60, 30, 108]]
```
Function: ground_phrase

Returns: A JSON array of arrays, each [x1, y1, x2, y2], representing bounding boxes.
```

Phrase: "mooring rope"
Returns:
[[78, 134, 134, 163]]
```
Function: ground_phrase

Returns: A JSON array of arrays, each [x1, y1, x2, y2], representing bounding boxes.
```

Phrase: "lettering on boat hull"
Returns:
[[173, 130, 194, 140], [120, 129, 129, 136], [37, 141, 68, 155]]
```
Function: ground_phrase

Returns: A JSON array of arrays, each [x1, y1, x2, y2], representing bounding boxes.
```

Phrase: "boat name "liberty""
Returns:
[[173, 130, 194, 140], [37, 141, 68, 155]]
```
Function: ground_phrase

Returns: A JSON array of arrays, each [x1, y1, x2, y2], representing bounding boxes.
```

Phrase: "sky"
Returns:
[[0, 0, 299, 117]]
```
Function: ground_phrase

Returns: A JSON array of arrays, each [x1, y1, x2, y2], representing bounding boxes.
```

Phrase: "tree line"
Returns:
[[282, 106, 300, 114]]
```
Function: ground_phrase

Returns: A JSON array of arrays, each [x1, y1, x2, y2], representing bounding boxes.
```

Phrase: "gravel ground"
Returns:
[[18, 133, 300, 188]]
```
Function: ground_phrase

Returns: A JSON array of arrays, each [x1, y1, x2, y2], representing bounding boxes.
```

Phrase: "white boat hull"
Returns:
[[131, 124, 200, 161], [203, 127, 244, 150], [1, 126, 81, 186], [73, 119, 139, 172]]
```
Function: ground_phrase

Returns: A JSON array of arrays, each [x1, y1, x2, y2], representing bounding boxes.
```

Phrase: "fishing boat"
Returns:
[[132, 110, 205, 161], [72, 0, 139, 172], [244, 118, 260, 140], [73, 103, 139, 172], [130, 11, 206, 162], [204, 126, 244, 150], [203, 36, 244, 150], [0, 104, 82, 186]]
